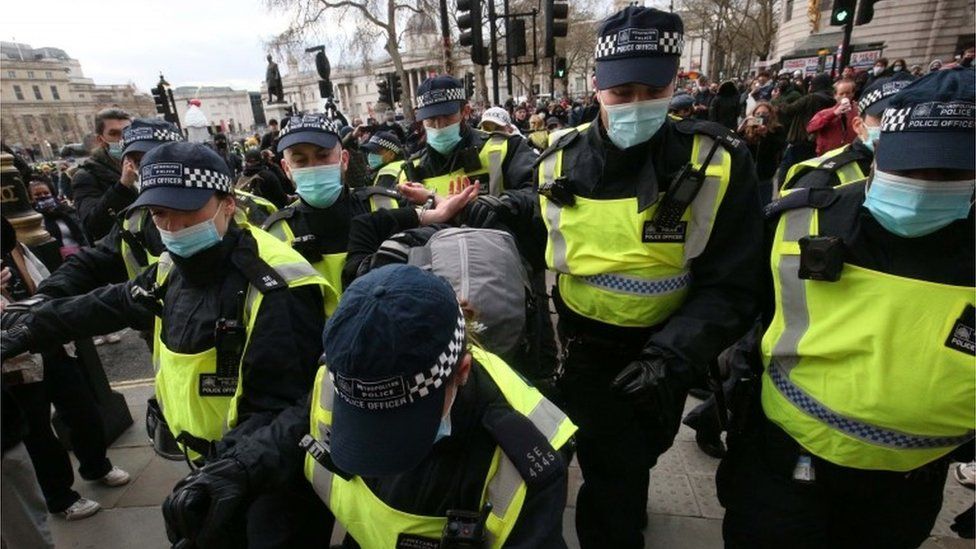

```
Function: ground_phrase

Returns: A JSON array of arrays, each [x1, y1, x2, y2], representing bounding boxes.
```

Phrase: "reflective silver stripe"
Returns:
[[370, 194, 397, 211], [540, 151, 558, 187], [156, 252, 174, 282], [768, 362, 976, 449], [266, 219, 289, 241], [578, 271, 691, 297], [487, 135, 506, 196], [684, 136, 728, 263], [544, 198, 569, 273], [274, 261, 320, 283], [771, 207, 814, 373]]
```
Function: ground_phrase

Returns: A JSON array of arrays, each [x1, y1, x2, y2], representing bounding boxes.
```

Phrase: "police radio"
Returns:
[[651, 138, 723, 230], [209, 290, 246, 397], [440, 503, 491, 548]]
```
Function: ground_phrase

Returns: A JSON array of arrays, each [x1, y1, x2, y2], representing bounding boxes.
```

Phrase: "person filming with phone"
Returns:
[[806, 78, 859, 156], [738, 101, 787, 202]]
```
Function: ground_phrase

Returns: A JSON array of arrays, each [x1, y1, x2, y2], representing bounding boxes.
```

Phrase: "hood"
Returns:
[[718, 81, 738, 97]]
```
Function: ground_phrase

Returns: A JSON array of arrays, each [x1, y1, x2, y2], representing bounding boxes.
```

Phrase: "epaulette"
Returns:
[[230, 234, 287, 293], [351, 185, 401, 201], [675, 118, 746, 152], [260, 206, 296, 231], [763, 187, 838, 220], [482, 404, 565, 488], [537, 126, 582, 162]]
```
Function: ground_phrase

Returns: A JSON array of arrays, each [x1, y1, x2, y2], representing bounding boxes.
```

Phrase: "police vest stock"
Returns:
[[152, 225, 329, 461], [400, 134, 508, 196], [761, 204, 976, 471], [303, 347, 577, 548], [777, 144, 867, 198], [538, 123, 733, 328]]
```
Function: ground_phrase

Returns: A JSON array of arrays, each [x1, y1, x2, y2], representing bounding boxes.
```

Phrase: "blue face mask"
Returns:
[[862, 126, 881, 152], [864, 169, 975, 237], [158, 208, 223, 258], [108, 141, 124, 160], [367, 153, 385, 170], [292, 164, 343, 208], [602, 96, 670, 150], [35, 197, 58, 212], [426, 122, 462, 155]]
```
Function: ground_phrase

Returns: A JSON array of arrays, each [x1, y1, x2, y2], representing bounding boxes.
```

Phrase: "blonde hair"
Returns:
[[529, 114, 546, 131]]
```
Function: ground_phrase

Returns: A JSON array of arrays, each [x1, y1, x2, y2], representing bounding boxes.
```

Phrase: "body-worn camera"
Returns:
[[440, 503, 492, 548], [798, 235, 845, 282]]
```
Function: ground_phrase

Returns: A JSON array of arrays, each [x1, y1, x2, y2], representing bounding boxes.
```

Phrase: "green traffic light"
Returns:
[[836, 10, 848, 21]]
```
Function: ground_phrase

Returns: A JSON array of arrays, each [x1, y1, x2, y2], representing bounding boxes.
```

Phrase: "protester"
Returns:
[[806, 77, 859, 155], [738, 101, 787, 202], [28, 180, 88, 260], [776, 73, 835, 179], [239, 149, 291, 209], [709, 80, 741, 130], [71, 108, 133, 241], [527, 113, 550, 150]]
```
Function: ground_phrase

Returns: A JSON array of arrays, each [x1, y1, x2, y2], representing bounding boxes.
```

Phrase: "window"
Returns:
[[50, 86, 60, 100], [45, 71, 53, 78], [41, 117, 52, 132], [6, 70, 14, 78], [785, 0, 794, 21], [32, 85, 42, 100], [59, 115, 70, 132], [23, 116, 33, 132], [27, 71, 34, 79], [13, 85, 24, 100]]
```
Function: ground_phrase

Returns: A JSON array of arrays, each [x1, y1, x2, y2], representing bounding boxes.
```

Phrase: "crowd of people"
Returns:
[[0, 5, 974, 549]]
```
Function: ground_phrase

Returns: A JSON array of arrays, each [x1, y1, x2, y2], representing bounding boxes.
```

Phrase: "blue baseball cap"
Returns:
[[595, 6, 684, 89], [857, 76, 913, 117], [276, 113, 341, 153], [129, 142, 234, 211], [122, 118, 183, 157], [877, 66, 975, 172], [415, 75, 467, 121], [361, 131, 403, 155], [324, 264, 466, 477]]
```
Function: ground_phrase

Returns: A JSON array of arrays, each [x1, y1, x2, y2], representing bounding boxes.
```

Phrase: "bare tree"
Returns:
[[678, 0, 779, 79], [267, 0, 440, 120]]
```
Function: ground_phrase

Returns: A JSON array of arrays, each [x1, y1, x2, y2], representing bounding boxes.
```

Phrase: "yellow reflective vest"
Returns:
[[538, 123, 733, 328], [303, 347, 577, 548], [152, 225, 331, 460], [777, 144, 868, 199], [399, 132, 509, 196], [373, 159, 404, 189], [761, 203, 976, 471]]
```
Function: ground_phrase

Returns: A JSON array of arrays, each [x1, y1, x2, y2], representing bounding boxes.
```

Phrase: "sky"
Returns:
[[1, 0, 303, 93]]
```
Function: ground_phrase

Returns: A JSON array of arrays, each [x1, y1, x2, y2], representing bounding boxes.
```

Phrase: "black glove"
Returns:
[[611, 357, 678, 429], [162, 458, 248, 549], [0, 296, 47, 332], [0, 324, 34, 363], [464, 195, 513, 228]]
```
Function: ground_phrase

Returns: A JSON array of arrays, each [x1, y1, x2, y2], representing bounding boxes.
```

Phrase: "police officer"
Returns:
[[1, 142, 335, 547], [778, 76, 913, 196], [467, 7, 762, 547], [161, 264, 577, 548], [718, 67, 975, 548], [262, 113, 403, 300], [401, 75, 537, 196], [361, 130, 406, 188]]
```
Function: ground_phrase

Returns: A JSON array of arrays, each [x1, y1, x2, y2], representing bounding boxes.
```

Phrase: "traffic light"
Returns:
[[377, 78, 392, 106], [464, 72, 475, 98], [830, 0, 856, 26], [152, 86, 170, 116], [506, 18, 527, 60], [458, 0, 488, 65], [856, 0, 880, 25], [544, 0, 569, 57], [554, 57, 567, 79], [391, 73, 403, 103], [318, 80, 333, 99]]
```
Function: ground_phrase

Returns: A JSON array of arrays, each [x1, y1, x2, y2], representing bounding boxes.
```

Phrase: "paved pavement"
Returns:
[[50, 383, 974, 548]]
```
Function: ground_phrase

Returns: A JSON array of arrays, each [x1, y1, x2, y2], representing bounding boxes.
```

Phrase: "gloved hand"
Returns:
[[162, 458, 248, 549], [464, 195, 514, 228], [0, 294, 47, 331], [0, 324, 34, 363], [611, 357, 678, 429]]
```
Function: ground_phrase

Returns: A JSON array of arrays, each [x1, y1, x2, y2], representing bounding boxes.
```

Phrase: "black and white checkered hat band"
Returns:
[[415, 88, 466, 109], [595, 30, 683, 60], [882, 101, 975, 133], [281, 117, 341, 137], [858, 88, 884, 113], [141, 165, 232, 192], [329, 310, 466, 410], [123, 128, 183, 149], [370, 137, 402, 154]]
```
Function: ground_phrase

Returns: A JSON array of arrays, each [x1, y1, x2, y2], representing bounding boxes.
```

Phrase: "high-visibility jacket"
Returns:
[[303, 347, 577, 548], [777, 144, 869, 199], [538, 122, 734, 328], [761, 202, 975, 471], [372, 159, 404, 189], [153, 225, 330, 460], [399, 133, 509, 196]]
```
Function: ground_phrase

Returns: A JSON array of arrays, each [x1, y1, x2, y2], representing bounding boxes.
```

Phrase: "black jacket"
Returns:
[[405, 126, 537, 192], [220, 359, 569, 549], [39, 207, 89, 249], [71, 147, 136, 242], [26, 226, 325, 451], [239, 165, 290, 209], [495, 117, 763, 382], [709, 81, 741, 130]]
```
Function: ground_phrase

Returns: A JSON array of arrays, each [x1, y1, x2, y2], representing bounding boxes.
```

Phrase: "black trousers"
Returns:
[[11, 350, 112, 512], [717, 415, 949, 549], [557, 335, 687, 549]]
